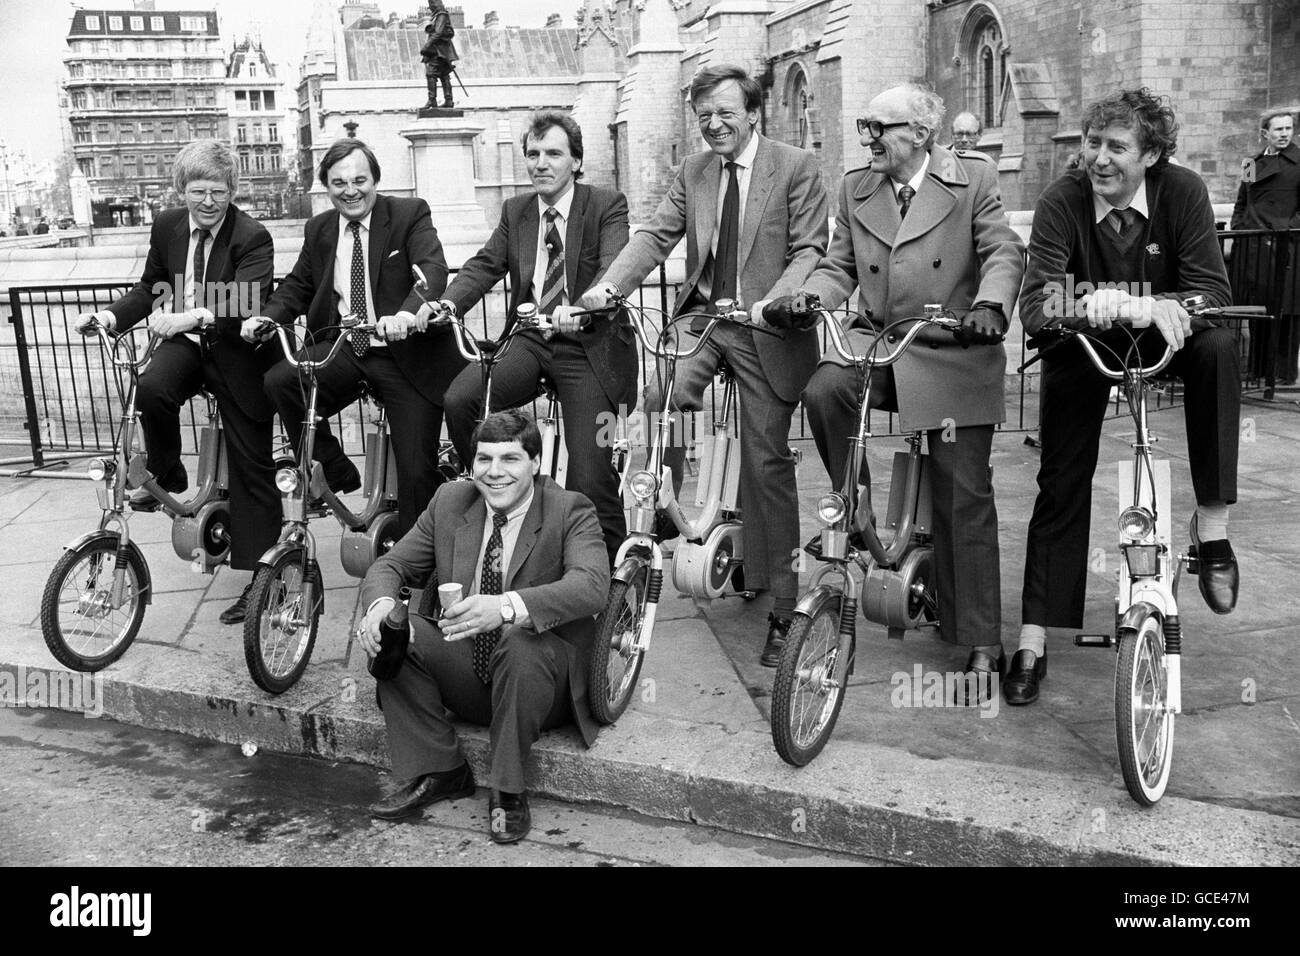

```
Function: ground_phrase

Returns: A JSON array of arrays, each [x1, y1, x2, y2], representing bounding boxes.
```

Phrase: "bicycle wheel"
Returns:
[[1115, 613, 1175, 806], [243, 549, 321, 694], [771, 597, 850, 766], [588, 564, 650, 725], [40, 536, 147, 672]]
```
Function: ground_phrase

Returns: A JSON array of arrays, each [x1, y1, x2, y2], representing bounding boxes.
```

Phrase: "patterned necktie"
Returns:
[[471, 510, 510, 684], [191, 228, 208, 311], [348, 220, 370, 358], [714, 161, 740, 303], [539, 207, 565, 316], [1106, 207, 1141, 254], [897, 184, 915, 220]]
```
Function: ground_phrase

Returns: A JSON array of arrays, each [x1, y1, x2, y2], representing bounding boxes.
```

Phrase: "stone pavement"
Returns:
[[1, 388, 1297, 866]]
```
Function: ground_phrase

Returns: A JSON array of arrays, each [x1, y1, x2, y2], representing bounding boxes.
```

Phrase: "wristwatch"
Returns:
[[499, 596, 515, 624]]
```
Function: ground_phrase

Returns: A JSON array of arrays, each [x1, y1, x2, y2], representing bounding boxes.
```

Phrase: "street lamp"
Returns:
[[0, 139, 11, 231]]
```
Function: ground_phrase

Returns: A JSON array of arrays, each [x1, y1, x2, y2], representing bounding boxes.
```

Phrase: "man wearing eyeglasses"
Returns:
[[580, 64, 829, 667], [74, 140, 278, 625], [767, 84, 1024, 694]]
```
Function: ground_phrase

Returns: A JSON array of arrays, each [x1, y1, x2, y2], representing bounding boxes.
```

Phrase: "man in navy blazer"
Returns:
[[439, 112, 634, 565], [249, 139, 463, 537], [77, 140, 278, 624]]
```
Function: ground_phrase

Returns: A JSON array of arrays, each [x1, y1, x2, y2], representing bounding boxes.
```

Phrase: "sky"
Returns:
[[0, 0, 568, 166]]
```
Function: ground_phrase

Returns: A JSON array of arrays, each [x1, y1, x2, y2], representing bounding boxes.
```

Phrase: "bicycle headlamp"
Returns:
[[275, 468, 300, 494], [1119, 506, 1155, 541], [86, 458, 113, 482], [817, 493, 848, 526], [628, 470, 657, 502]]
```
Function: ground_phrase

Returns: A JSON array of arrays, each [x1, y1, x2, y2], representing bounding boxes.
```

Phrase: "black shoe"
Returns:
[[956, 647, 1005, 706], [219, 580, 255, 625], [1003, 649, 1047, 706], [369, 763, 476, 821], [652, 510, 680, 542], [489, 790, 530, 844], [1189, 515, 1238, 615], [323, 456, 362, 495], [761, 613, 792, 668], [128, 462, 188, 512]]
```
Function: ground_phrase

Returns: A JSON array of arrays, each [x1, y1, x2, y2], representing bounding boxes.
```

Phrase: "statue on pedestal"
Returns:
[[420, 0, 462, 115]]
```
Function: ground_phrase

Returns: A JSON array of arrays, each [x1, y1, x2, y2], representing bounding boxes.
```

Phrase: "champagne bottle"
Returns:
[[368, 586, 411, 680]]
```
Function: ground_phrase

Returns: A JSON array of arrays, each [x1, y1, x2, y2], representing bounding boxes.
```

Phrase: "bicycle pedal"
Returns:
[[1075, 633, 1113, 648]]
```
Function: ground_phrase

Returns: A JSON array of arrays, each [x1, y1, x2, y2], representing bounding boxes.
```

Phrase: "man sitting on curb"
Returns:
[[357, 409, 609, 844]]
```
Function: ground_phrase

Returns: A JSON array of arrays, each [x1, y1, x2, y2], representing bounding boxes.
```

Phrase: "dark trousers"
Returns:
[[378, 617, 574, 793], [643, 323, 802, 600], [444, 333, 626, 565], [136, 337, 279, 570], [264, 345, 446, 539], [803, 363, 1002, 646], [1022, 326, 1240, 628]]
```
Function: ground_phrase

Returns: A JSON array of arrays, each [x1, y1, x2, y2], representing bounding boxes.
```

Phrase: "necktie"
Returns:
[[897, 184, 915, 220], [714, 161, 740, 304], [191, 228, 208, 311], [1106, 207, 1141, 254], [538, 207, 565, 316], [348, 220, 370, 358], [471, 511, 510, 684]]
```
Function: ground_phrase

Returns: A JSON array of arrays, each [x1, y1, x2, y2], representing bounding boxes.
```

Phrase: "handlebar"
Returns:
[[254, 314, 373, 372], [611, 294, 772, 361], [80, 318, 162, 372], [817, 304, 961, 368]]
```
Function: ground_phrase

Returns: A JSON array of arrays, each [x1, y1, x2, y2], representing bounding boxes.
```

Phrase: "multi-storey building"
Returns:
[[64, 5, 226, 210], [226, 37, 288, 218]]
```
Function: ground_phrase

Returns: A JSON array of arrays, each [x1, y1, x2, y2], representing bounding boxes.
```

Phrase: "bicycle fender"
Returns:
[[62, 530, 153, 606], [611, 550, 650, 585], [255, 543, 325, 614], [793, 584, 841, 621], [1117, 600, 1162, 638]]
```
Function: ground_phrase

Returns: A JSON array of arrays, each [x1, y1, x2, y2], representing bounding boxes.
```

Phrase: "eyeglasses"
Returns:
[[856, 119, 911, 139], [185, 187, 230, 202]]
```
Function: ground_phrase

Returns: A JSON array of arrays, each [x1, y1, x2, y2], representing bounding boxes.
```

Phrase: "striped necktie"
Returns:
[[471, 511, 510, 683], [539, 207, 565, 316]]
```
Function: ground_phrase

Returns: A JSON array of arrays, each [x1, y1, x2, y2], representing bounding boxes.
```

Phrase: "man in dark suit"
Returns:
[[582, 64, 829, 665], [247, 139, 463, 537], [76, 139, 278, 624], [359, 410, 609, 844], [768, 84, 1024, 693], [1011, 88, 1238, 705], [438, 111, 634, 565]]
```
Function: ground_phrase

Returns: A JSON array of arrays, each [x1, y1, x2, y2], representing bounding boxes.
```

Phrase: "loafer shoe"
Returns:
[[652, 510, 680, 543], [128, 462, 188, 512], [219, 580, 255, 625], [1189, 515, 1238, 615], [955, 647, 1005, 706], [489, 790, 531, 844], [761, 613, 793, 668], [369, 762, 476, 821], [324, 456, 362, 495], [1003, 649, 1047, 706]]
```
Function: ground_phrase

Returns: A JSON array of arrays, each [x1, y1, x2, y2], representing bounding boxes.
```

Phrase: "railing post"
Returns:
[[7, 287, 46, 468]]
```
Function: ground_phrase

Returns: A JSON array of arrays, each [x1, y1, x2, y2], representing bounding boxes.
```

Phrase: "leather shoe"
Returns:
[[489, 790, 531, 844], [652, 509, 680, 543], [1189, 515, 1238, 615], [369, 762, 476, 821], [1002, 649, 1047, 706], [219, 580, 255, 625], [128, 462, 188, 512], [955, 647, 1005, 706], [761, 613, 792, 668], [324, 456, 362, 495]]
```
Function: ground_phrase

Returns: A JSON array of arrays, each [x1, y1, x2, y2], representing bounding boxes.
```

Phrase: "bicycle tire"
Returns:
[[243, 548, 321, 694], [39, 536, 147, 672], [588, 564, 650, 725], [1115, 613, 1175, 806], [771, 598, 850, 766]]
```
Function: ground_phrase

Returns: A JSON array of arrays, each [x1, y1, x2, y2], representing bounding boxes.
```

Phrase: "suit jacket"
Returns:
[[802, 147, 1024, 431], [443, 182, 636, 408], [1019, 164, 1232, 338], [602, 133, 830, 403], [1231, 141, 1300, 230], [108, 204, 276, 421], [262, 193, 463, 405], [361, 475, 610, 746]]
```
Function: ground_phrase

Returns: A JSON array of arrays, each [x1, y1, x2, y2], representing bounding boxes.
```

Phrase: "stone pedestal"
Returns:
[[400, 116, 488, 224]]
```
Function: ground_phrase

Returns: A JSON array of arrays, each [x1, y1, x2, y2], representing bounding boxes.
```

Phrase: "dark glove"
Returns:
[[763, 294, 819, 332], [953, 304, 1006, 348]]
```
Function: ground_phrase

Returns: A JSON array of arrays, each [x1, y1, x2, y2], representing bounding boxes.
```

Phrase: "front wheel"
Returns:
[[588, 564, 651, 725], [40, 537, 148, 671], [243, 549, 322, 694], [771, 598, 851, 766], [1115, 614, 1175, 806]]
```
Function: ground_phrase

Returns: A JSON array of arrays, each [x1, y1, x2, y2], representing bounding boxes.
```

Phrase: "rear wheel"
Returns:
[[1115, 614, 1175, 806], [588, 564, 650, 724], [243, 549, 321, 694], [771, 598, 851, 766], [40, 537, 147, 671]]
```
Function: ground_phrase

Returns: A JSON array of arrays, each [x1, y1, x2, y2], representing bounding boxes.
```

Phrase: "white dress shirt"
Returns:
[[332, 212, 383, 347], [468, 483, 533, 625], [1092, 177, 1150, 225], [182, 212, 224, 339], [531, 184, 576, 308]]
